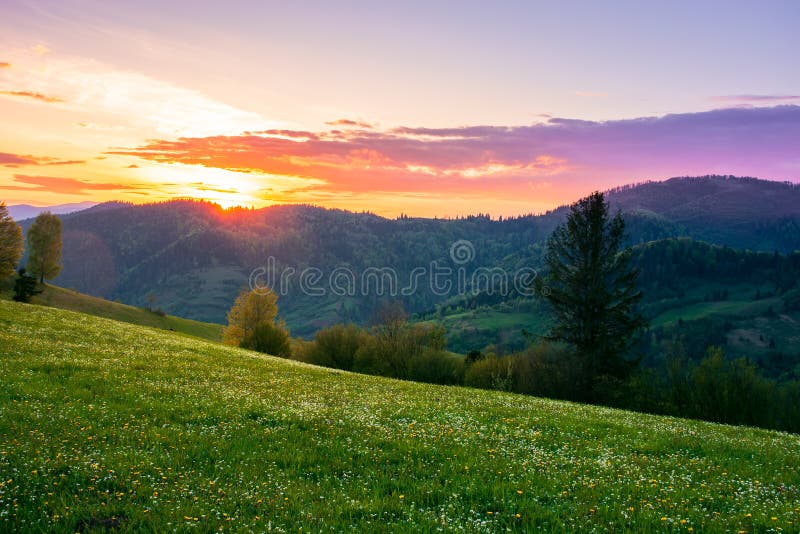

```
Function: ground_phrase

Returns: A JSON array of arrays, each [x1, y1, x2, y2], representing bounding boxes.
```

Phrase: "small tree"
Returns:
[[13, 268, 42, 303], [222, 287, 280, 346], [26, 212, 62, 283], [538, 192, 644, 396], [0, 202, 24, 278]]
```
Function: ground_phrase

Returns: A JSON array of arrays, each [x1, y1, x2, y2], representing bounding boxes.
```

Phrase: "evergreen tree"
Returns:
[[0, 202, 24, 278], [13, 268, 42, 303], [26, 212, 63, 283], [538, 192, 645, 393]]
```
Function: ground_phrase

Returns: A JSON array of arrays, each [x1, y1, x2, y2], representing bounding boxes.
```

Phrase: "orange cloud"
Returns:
[[0, 152, 85, 167], [325, 119, 374, 128], [0, 90, 64, 103], [109, 105, 800, 208], [0, 62, 10, 68], [0, 175, 142, 195]]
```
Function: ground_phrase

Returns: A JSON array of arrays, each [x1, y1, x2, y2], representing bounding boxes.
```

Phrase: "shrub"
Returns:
[[304, 323, 368, 370], [464, 356, 514, 391], [407, 348, 465, 385], [511, 342, 585, 400], [241, 322, 292, 358], [689, 347, 774, 426], [354, 323, 447, 379]]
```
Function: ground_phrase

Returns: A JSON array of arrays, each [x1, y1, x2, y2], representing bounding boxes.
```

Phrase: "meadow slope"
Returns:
[[30, 285, 223, 342], [0, 300, 799, 532]]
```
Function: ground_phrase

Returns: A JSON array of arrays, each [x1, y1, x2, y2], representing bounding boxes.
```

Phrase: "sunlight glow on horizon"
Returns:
[[1, 1, 799, 216]]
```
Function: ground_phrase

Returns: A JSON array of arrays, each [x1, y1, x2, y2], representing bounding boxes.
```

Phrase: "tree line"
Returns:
[[219, 192, 800, 433]]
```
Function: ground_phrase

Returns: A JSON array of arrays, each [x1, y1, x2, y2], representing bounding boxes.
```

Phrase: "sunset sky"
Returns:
[[1, 0, 799, 217]]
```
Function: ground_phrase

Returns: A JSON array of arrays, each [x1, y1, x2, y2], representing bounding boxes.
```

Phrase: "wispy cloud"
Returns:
[[710, 94, 800, 103], [0, 175, 143, 195], [0, 90, 64, 103], [1, 48, 277, 137], [0, 152, 84, 167], [325, 119, 375, 129]]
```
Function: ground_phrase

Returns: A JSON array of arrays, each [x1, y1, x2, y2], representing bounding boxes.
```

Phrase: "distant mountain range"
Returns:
[[7, 201, 98, 221], [16, 175, 800, 337]]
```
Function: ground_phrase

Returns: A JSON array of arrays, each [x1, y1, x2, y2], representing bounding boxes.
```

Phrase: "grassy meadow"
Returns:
[[1, 299, 799, 532], [28, 284, 223, 342]]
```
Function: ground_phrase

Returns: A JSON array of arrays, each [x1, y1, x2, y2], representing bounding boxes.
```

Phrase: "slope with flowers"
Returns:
[[0, 299, 798, 532]]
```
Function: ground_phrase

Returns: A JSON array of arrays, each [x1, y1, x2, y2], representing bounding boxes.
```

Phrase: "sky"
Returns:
[[1, 0, 799, 217]]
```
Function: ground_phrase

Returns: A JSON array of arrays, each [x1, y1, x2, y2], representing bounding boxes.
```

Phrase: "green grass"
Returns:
[[28, 284, 223, 342], [1, 300, 799, 532], [652, 299, 766, 325], [422, 307, 551, 353]]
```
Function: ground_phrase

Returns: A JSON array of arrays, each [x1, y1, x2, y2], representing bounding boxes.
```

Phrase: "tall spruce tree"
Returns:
[[0, 202, 24, 278], [539, 192, 644, 391], [26, 212, 63, 283]]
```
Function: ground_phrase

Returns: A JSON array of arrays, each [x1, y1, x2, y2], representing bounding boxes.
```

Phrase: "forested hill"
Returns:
[[606, 175, 800, 251], [22, 175, 800, 333]]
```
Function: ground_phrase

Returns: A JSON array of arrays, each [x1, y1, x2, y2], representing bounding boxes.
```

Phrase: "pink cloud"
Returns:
[[0, 152, 84, 167], [325, 118, 375, 129], [0, 175, 143, 195], [111, 105, 800, 202], [711, 95, 800, 103]]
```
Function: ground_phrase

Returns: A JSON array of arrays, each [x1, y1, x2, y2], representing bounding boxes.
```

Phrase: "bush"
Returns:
[[304, 324, 368, 370], [688, 347, 774, 427], [354, 323, 447, 380], [464, 356, 515, 391], [241, 322, 292, 358], [512, 343, 585, 401], [407, 348, 465, 385]]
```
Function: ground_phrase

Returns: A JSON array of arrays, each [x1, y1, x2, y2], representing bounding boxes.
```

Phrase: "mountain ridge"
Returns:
[[19, 175, 800, 333]]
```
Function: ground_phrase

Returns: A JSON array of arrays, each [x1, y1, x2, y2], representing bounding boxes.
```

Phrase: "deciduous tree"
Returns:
[[26, 212, 62, 283], [0, 202, 24, 278], [222, 287, 280, 346]]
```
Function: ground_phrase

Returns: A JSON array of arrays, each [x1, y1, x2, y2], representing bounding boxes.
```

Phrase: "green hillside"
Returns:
[[429, 238, 800, 357], [1, 300, 798, 532], [21, 284, 223, 342], [32, 176, 800, 333]]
